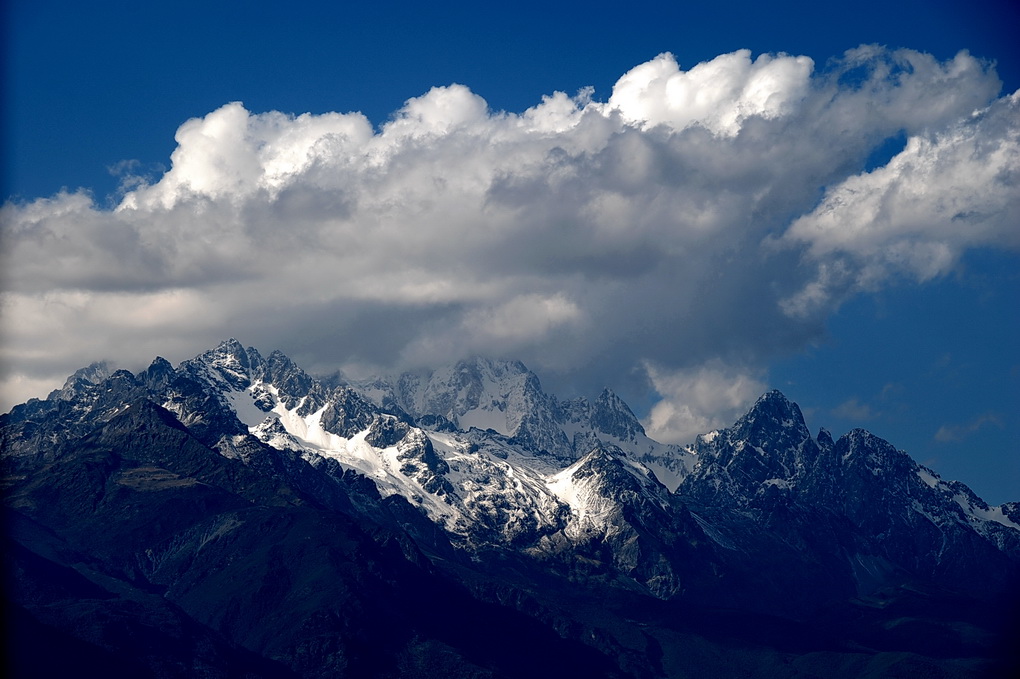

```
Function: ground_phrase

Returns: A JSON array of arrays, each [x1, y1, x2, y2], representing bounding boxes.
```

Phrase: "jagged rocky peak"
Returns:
[[828, 428, 920, 489], [259, 349, 316, 404], [180, 338, 260, 391], [816, 426, 835, 450], [181, 340, 324, 413], [364, 412, 410, 448], [680, 390, 825, 508], [49, 361, 114, 400], [732, 389, 810, 444], [569, 442, 656, 491], [590, 388, 646, 440], [691, 389, 814, 466], [395, 428, 454, 497], [313, 386, 376, 436], [207, 337, 252, 367], [68, 360, 114, 385], [140, 356, 175, 390]]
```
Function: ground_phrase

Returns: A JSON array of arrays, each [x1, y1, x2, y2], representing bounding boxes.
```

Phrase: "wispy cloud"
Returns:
[[934, 413, 1003, 442], [832, 398, 877, 421], [2, 46, 1017, 424]]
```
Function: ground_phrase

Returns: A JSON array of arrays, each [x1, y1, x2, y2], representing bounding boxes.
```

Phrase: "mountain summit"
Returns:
[[3, 340, 1018, 678]]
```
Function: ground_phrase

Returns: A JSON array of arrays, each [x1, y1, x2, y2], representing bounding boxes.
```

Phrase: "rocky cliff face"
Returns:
[[679, 391, 1020, 603], [3, 340, 1018, 678]]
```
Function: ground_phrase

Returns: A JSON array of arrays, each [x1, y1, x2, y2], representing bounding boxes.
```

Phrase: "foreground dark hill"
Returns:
[[3, 340, 1019, 678]]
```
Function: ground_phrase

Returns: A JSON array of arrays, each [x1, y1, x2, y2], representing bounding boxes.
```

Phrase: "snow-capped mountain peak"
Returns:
[[4, 339, 1018, 676], [590, 388, 646, 441], [5, 340, 1016, 618], [49, 361, 115, 401], [732, 389, 812, 446], [395, 357, 546, 435]]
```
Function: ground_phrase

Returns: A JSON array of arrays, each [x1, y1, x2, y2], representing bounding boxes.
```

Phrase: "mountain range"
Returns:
[[3, 339, 1018, 678]]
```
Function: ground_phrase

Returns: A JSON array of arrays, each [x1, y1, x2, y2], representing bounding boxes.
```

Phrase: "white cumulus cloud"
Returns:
[[606, 50, 813, 135], [643, 361, 767, 443], [1, 46, 1017, 426], [781, 89, 1020, 314]]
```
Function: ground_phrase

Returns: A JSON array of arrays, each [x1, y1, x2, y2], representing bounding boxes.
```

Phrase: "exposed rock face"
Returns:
[[3, 340, 1018, 678], [681, 390, 820, 508]]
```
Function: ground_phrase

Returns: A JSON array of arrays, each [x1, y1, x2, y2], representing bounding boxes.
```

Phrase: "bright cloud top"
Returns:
[[2, 46, 1018, 436], [608, 50, 813, 135]]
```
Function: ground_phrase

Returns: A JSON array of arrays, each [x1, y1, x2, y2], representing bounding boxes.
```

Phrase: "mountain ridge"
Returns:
[[3, 338, 1018, 678]]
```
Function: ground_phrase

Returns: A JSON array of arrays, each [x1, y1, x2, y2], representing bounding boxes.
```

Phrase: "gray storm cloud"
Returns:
[[2, 46, 1017, 441]]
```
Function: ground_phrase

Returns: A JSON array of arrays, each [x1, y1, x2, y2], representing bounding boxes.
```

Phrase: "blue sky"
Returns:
[[2, 0, 1018, 502], [8, 0, 1019, 201]]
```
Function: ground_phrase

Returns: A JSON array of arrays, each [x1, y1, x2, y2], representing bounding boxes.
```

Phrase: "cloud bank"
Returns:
[[2, 46, 1018, 440]]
